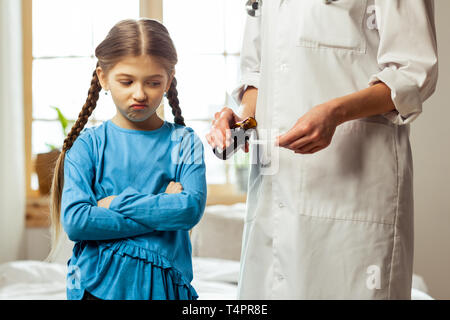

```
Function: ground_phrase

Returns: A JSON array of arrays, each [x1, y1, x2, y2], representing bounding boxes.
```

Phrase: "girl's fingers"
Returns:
[[166, 182, 183, 194]]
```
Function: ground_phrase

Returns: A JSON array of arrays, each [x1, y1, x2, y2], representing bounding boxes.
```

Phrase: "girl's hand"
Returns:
[[165, 181, 183, 194], [276, 102, 341, 154], [97, 195, 117, 209]]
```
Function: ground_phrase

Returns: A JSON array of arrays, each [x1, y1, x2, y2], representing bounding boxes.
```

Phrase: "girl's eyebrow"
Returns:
[[115, 73, 164, 79]]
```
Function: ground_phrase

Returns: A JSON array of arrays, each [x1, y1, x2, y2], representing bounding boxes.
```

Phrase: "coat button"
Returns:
[[278, 202, 285, 208]]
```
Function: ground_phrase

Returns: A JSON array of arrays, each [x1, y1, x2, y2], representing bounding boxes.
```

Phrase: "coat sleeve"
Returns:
[[61, 133, 156, 242], [108, 129, 207, 232], [231, 12, 262, 105], [369, 0, 438, 125]]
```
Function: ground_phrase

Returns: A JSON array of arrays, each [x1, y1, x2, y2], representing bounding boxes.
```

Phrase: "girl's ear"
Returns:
[[96, 67, 109, 91], [165, 71, 175, 93]]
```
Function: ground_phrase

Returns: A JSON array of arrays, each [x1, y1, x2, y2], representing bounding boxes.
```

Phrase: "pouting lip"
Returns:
[[130, 104, 148, 109]]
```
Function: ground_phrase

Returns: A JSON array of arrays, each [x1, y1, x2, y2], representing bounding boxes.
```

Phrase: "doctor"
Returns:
[[206, 0, 438, 299]]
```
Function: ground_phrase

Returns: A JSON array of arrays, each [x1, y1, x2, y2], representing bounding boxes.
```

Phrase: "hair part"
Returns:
[[47, 19, 184, 260]]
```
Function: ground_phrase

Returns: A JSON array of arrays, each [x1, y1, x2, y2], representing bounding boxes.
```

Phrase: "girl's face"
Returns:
[[97, 55, 173, 128]]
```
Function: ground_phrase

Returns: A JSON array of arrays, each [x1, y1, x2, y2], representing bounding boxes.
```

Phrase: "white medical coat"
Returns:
[[232, 0, 438, 299]]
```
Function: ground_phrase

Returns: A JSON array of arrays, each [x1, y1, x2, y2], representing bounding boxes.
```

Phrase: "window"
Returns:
[[163, 0, 247, 185], [28, 0, 140, 195]]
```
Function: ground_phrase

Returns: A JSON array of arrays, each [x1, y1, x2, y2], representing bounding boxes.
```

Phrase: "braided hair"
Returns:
[[47, 67, 102, 260], [166, 77, 185, 126], [48, 18, 185, 261]]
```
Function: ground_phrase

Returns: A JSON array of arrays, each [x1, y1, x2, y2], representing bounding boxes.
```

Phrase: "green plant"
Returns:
[[45, 106, 75, 151]]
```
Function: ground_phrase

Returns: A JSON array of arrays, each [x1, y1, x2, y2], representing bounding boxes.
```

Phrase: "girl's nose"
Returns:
[[133, 85, 147, 101]]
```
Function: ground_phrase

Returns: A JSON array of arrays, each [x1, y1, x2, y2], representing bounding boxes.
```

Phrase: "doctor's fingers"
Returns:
[[284, 135, 316, 151], [213, 127, 231, 149], [211, 117, 233, 148], [205, 127, 224, 149], [277, 129, 307, 147], [295, 142, 328, 154], [294, 142, 316, 154], [205, 132, 214, 147], [206, 116, 219, 147]]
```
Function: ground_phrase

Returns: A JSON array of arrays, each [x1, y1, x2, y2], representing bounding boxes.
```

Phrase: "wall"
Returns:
[[411, 0, 450, 300], [0, 0, 26, 263]]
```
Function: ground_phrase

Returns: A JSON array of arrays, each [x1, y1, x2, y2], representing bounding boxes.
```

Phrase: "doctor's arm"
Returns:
[[278, 0, 438, 154], [206, 10, 260, 152], [368, 0, 438, 125]]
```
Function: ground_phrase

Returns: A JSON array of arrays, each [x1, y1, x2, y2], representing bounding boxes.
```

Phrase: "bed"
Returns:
[[0, 258, 434, 300], [0, 203, 434, 300]]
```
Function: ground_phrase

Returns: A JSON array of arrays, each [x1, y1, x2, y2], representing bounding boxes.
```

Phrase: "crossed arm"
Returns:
[[97, 181, 183, 209], [62, 132, 206, 242]]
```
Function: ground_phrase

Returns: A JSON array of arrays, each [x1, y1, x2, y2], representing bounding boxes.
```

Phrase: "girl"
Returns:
[[48, 18, 207, 300]]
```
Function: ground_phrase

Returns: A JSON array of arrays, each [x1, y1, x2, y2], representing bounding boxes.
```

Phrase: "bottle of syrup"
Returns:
[[212, 117, 257, 160]]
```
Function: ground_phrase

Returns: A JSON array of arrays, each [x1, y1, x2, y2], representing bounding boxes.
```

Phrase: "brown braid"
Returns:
[[166, 77, 185, 126], [46, 67, 102, 261], [63, 68, 102, 151]]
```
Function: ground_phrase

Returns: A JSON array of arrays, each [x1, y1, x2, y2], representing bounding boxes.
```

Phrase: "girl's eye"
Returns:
[[148, 82, 161, 87], [120, 81, 132, 86]]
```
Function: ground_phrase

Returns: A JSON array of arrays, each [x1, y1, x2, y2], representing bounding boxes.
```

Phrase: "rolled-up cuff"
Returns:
[[368, 67, 422, 125], [231, 72, 260, 105]]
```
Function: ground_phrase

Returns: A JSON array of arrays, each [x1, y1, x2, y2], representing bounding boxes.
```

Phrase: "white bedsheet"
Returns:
[[0, 259, 433, 300]]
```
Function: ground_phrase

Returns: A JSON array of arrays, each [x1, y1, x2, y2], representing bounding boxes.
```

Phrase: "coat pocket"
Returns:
[[296, 120, 398, 225], [297, 0, 367, 54]]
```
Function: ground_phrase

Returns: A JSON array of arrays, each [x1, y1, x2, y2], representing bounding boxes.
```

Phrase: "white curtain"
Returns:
[[0, 0, 26, 262]]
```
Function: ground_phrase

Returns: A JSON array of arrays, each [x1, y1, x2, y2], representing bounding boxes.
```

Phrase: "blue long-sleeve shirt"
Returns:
[[61, 120, 207, 300]]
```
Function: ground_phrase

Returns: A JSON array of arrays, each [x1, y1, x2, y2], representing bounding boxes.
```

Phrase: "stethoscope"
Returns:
[[246, 0, 339, 17], [245, 0, 262, 17]]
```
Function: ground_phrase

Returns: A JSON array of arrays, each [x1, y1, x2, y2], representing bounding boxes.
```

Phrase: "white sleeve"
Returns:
[[369, 0, 438, 125], [231, 13, 261, 105]]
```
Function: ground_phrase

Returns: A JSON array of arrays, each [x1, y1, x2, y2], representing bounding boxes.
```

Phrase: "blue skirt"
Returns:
[[67, 241, 198, 300]]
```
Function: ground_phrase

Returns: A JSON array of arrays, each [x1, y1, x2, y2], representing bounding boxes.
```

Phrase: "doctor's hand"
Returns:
[[276, 102, 341, 154], [205, 107, 249, 153], [97, 195, 117, 209]]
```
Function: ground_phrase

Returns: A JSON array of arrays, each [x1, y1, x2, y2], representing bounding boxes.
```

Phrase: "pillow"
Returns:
[[191, 203, 246, 261]]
